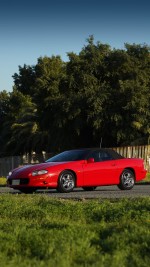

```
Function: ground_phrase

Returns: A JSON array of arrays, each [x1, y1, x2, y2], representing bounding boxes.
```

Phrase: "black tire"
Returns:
[[57, 170, 75, 193], [117, 169, 135, 190], [82, 186, 97, 191]]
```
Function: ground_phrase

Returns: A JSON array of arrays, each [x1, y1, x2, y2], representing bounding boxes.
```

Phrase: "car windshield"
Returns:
[[46, 150, 91, 162]]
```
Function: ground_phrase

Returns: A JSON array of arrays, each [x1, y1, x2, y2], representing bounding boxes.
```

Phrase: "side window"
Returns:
[[88, 151, 113, 162], [87, 151, 100, 162], [99, 151, 113, 161]]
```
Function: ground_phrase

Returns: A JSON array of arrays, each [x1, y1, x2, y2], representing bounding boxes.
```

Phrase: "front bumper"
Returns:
[[7, 176, 57, 189]]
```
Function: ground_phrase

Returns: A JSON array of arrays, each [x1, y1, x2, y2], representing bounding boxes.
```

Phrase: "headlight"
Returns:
[[32, 170, 48, 176], [7, 171, 12, 178]]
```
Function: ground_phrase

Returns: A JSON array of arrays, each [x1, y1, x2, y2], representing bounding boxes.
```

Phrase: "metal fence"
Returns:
[[0, 145, 150, 177]]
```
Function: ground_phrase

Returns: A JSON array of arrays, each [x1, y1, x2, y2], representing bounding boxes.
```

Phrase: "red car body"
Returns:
[[7, 148, 147, 193]]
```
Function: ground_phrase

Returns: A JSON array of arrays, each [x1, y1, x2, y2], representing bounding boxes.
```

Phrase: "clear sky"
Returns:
[[0, 0, 150, 92]]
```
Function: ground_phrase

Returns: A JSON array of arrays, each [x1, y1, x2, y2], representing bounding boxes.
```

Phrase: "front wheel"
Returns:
[[57, 170, 75, 193], [117, 169, 135, 190]]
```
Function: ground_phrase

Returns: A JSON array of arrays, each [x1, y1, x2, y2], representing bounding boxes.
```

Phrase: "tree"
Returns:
[[0, 90, 10, 156], [1, 37, 150, 156], [64, 36, 111, 147], [102, 43, 150, 145], [12, 64, 36, 97], [4, 90, 38, 155]]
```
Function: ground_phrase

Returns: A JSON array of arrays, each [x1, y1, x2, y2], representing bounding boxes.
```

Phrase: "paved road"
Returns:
[[0, 184, 150, 199]]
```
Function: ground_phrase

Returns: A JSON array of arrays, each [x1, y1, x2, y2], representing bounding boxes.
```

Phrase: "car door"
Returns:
[[83, 150, 119, 186]]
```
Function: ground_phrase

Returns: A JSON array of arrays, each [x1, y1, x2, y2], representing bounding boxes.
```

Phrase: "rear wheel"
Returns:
[[117, 169, 135, 190], [82, 187, 97, 191], [57, 170, 75, 193]]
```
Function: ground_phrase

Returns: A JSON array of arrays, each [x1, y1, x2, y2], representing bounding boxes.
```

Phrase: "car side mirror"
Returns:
[[87, 158, 95, 163]]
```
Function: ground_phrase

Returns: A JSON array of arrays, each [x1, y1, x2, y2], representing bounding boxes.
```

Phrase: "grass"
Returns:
[[0, 195, 150, 267]]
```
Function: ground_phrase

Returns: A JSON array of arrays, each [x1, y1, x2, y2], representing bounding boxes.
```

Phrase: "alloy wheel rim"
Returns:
[[61, 174, 74, 190], [122, 172, 134, 187]]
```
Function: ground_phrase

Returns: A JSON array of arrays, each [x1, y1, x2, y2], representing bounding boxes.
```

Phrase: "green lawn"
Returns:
[[0, 195, 150, 267]]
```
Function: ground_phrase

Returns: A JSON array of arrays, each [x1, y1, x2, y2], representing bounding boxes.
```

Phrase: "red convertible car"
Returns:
[[7, 148, 147, 193]]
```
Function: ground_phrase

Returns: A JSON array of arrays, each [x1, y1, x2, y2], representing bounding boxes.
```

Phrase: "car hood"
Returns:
[[9, 162, 62, 176], [9, 161, 76, 177]]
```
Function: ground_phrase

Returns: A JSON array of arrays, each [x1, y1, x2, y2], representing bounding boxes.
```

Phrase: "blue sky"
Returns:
[[0, 0, 150, 92]]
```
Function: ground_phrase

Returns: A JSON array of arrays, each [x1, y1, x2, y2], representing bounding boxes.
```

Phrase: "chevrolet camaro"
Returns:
[[7, 148, 147, 193]]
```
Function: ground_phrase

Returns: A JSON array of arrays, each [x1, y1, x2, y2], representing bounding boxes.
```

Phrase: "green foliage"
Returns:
[[0, 90, 11, 155], [7, 91, 38, 154], [0, 196, 149, 266], [0, 177, 7, 185], [1, 37, 150, 154]]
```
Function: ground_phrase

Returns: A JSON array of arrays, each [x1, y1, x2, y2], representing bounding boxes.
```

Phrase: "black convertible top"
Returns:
[[46, 148, 124, 162], [98, 148, 124, 159]]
